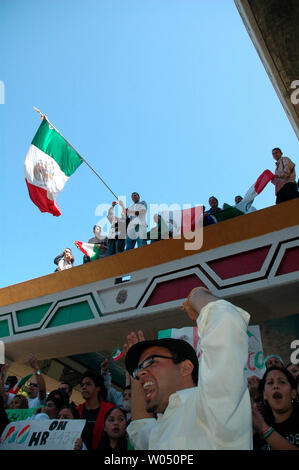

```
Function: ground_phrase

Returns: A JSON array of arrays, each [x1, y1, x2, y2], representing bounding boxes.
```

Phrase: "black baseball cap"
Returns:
[[125, 338, 199, 385]]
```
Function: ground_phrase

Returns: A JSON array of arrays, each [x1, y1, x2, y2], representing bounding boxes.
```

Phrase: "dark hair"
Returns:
[[125, 338, 199, 386], [59, 248, 75, 264], [47, 389, 69, 407], [104, 406, 127, 424], [272, 147, 282, 154], [285, 362, 299, 372], [208, 196, 218, 203], [11, 394, 29, 409], [96, 407, 128, 451], [81, 370, 107, 401], [260, 366, 296, 391], [123, 385, 131, 392], [46, 395, 64, 412], [59, 404, 80, 419], [5, 376, 18, 387], [93, 225, 101, 232], [259, 367, 296, 424], [59, 381, 73, 393]]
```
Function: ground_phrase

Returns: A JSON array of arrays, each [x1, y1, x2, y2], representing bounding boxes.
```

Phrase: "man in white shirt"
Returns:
[[6, 354, 47, 409], [124, 287, 252, 450], [125, 192, 148, 250]]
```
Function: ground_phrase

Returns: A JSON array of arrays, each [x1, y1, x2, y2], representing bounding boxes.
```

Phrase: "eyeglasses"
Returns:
[[132, 354, 178, 380], [29, 382, 38, 387]]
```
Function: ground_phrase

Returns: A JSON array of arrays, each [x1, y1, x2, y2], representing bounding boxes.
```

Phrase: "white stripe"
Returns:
[[24, 144, 69, 199], [81, 242, 96, 257]]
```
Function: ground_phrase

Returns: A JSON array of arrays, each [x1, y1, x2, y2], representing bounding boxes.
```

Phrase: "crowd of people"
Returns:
[[0, 354, 132, 451], [1, 148, 298, 451], [53, 148, 298, 271], [0, 287, 298, 451], [248, 355, 299, 450]]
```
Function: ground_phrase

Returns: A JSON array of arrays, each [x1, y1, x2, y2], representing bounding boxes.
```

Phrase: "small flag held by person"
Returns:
[[24, 116, 83, 216], [75, 241, 100, 261], [111, 348, 124, 361], [8, 373, 34, 394]]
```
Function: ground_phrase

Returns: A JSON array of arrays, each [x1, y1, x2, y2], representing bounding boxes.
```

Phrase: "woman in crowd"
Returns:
[[58, 404, 80, 420], [96, 407, 128, 451], [30, 395, 63, 420], [76, 370, 115, 450], [47, 388, 69, 408], [8, 394, 28, 409], [54, 248, 74, 271], [252, 366, 299, 450]]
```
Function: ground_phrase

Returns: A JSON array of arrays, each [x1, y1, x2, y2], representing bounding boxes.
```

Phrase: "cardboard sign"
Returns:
[[0, 419, 86, 450], [158, 325, 266, 380]]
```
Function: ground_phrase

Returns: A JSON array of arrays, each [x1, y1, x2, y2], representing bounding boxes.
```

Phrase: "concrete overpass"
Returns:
[[235, 0, 299, 138], [1, 199, 299, 394], [1, 1, 298, 396]]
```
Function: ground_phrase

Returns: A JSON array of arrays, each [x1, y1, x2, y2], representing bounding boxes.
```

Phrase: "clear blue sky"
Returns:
[[1, 0, 298, 288]]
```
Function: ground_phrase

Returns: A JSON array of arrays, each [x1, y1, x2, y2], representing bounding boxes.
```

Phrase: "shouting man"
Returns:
[[124, 287, 252, 450]]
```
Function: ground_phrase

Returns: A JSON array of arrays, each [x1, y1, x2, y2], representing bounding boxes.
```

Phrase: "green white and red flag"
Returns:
[[234, 169, 274, 213], [24, 117, 83, 216], [75, 241, 100, 261], [213, 169, 275, 222], [8, 373, 34, 394], [111, 348, 124, 361]]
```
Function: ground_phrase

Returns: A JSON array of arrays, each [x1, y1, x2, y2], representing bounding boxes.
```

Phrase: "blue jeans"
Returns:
[[125, 235, 147, 251], [108, 238, 126, 255]]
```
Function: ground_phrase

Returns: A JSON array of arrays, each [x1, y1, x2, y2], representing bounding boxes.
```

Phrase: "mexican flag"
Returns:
[[235, 169, 274, 213], [8, 373, 34, 394], [75, 241, 100, 261], [212, 169, 274, 222], [111, 348, 124, 361], [24, 117, 83, 216], [158, 327, 201, 359]]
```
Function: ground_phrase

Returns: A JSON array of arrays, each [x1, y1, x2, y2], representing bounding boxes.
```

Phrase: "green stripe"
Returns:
[[158, 328, 172, 339], [90, 245, 100, 261], [213, 203, 244, 222], [18, 373, 34, 388], [31, 118, 82, 176]]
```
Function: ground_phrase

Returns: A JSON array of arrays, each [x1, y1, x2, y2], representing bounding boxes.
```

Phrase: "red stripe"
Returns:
[[25, 179, 61, 216], [17, 425, 31, 439], [254, 170, 274, 194], [181, 206, 203, 234], [75, 241, 89, 257]]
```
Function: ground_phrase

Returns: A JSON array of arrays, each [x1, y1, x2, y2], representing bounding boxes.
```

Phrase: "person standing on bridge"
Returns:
[[124, 287, 252, 450], [271, 148, 298, 204], [77, 370, 115, 450]]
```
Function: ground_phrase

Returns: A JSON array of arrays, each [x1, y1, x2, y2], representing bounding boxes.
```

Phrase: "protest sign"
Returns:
[[158, 325, 266, 379], [0, 419, 86, 450]]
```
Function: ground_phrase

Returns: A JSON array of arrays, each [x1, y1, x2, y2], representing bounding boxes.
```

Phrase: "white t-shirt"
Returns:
[[127, 201, 147, 226], [7, 394, 44, 409], [27, 396, 44, 409], [58, 259, 73, 271]]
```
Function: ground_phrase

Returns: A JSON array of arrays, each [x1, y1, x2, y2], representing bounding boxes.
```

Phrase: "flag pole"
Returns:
[[33, 107, 119, 201]]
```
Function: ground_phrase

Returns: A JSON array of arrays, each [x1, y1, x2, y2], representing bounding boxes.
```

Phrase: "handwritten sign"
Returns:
[[158, 325, 266, 379], [0, 419, 86, 450]]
